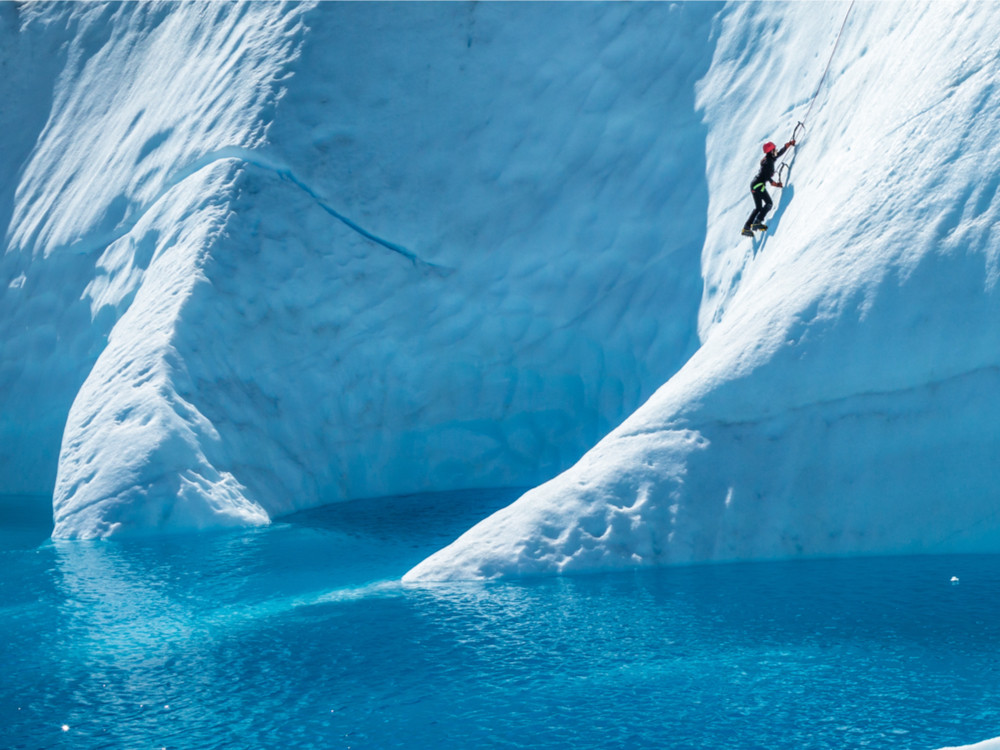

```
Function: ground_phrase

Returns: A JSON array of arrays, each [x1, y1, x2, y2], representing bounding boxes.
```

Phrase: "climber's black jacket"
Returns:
[[750, 144, 790, 190]]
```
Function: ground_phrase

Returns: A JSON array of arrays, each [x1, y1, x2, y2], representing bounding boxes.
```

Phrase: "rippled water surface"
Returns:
[[3, 490, 1000, 749]]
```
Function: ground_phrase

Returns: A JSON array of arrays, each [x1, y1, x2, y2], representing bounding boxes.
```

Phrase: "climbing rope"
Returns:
[[803, 0, 856, 125], [776, 1, 855, 185]]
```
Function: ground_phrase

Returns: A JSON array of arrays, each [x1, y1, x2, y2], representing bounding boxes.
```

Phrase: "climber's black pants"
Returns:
[[744, 186, 773, 229]]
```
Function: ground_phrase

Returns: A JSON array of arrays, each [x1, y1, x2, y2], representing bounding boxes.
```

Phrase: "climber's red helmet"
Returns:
[[763, 141, 777, 154]]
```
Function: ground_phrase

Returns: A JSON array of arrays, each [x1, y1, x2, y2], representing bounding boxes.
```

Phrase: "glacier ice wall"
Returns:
[[0, 2, 716, 536], [407, 1, 1000, 580], [2, 1, 307, 509]]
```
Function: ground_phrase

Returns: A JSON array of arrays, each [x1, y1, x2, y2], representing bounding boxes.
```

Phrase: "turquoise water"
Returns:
[[3, 489, 1000, 750]]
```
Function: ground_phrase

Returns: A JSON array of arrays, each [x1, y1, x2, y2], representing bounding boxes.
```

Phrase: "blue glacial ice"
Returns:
[[406, 1, 1000, 580], [3, 0, 1000, 604], [1, 2, 710, 536]]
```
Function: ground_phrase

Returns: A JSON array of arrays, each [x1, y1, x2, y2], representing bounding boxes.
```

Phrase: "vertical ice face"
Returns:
[[406, 1, 1000, 581], [163, 2, 716, 520], [2, 3, 719, 536], [1, 1, 311, 535]]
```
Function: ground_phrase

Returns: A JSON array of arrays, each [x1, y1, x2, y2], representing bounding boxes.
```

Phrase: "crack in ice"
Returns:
[[174, 146, 453, 276], [51, 145, 453, 277]]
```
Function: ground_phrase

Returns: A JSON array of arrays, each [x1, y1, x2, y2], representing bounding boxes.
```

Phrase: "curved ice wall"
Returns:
[[0, 3, 714, 536], [2, 1, 308, 532], [408, 1, 1000, 580]]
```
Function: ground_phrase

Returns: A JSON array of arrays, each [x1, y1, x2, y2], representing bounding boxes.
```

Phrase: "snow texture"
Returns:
[[406, 1, 1000, 580], [939, 741, 1000, 750], [1, 2, 709, 537], [6, 0, 1000, 580]]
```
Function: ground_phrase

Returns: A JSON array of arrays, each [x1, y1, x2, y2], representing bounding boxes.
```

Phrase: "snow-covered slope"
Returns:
[[1, 3, 713, 536], [406, 1, 1000, 580], [2, 1, 311, 534], [940, 739, 1000, 750]]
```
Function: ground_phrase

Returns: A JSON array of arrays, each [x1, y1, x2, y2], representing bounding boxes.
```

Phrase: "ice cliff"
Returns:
[[1, 2, 710, 536], [407, 1, 1000, 580], [5, 1, 999, 563]]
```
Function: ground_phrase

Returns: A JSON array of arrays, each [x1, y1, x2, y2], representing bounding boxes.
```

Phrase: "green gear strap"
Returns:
[[752, 182, 766, 191]]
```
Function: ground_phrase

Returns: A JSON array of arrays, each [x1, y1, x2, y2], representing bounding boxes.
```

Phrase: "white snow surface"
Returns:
[[6, 0, 1000, 566], [1, 2, 710, 536], [406, 1, 1000, 580], [939, 740, 1000, 750]]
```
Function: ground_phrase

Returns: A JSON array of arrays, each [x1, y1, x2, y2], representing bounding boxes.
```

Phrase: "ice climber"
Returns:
[[742, 138, 795, 237]]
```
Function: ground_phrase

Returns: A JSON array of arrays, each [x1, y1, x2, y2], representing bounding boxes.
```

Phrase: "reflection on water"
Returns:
[[0, 493, 53, 548], [2, 488, 1000, 749]]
